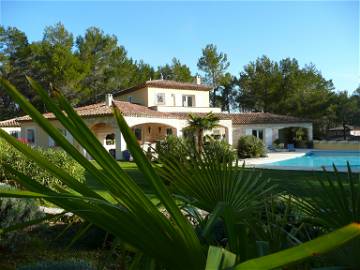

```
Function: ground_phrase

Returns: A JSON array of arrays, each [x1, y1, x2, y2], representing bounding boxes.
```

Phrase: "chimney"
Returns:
[[105, 94, 113, 107], [196, 75, 201, 85]]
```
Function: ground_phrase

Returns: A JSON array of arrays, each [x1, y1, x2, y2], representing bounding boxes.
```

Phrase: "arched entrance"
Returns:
[[278, 126, 310, 148], [131, 123, 177, 147], [90, 123, 116, 157]]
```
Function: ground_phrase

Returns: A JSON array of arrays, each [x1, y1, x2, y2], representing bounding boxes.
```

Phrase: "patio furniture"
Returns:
[[287, 143, 295, 152], [267, 145, 279, 152]]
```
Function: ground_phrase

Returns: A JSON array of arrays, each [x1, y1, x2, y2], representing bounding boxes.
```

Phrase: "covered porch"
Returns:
[[131, 123, 177, 150], [233, 122, 313, 147]]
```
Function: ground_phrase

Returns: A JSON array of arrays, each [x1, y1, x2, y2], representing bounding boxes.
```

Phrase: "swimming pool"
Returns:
[[266, 151, 360, 171]]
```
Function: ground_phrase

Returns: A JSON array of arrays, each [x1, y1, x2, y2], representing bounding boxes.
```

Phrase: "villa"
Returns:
[[0, 78, 313, 160]]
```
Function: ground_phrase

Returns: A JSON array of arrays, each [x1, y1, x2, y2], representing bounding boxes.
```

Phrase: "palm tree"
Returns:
[[1, 78, 360, 269], [186, 112, 219, 153]]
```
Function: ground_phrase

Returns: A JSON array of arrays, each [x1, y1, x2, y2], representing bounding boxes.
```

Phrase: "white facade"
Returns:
[[0, 127, 21, 138], [2, 80, 314, 160], [233, 123, 313, 146]]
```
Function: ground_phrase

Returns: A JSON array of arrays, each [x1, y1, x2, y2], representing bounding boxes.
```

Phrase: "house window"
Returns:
[[155, 93, 165, 105], [10, 131, 19, 138], [134, 128, 142, 141], [166, 128, 173, 135], [105, 133, 115, 145], [26, 128, 35, 144], [182, 95, 194, 107], [252, 129, 264, 140]]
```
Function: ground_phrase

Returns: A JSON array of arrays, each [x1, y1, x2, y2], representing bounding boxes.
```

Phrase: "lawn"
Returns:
[[85, 161, 359, 197]]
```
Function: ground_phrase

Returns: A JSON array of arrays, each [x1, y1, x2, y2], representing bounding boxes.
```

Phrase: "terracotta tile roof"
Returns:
[[167, 112, 232, 120], [228, 112, 311, 125], [114, 79, 212, 95], [16, 101, 177, 121], [12, 102, 311, 125], [0, 118, 20, 127]]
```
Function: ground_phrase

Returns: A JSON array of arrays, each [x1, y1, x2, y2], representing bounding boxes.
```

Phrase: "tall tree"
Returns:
[[0, 26, 33, 118], [33, 22, 85, 103], [218, 72, 237, 112], [236, 56, 335, 138], [237, 56, 282, 112], [197, 44, 230, 106], [76, 27, 134, 103], [156, 58, 193, 82]]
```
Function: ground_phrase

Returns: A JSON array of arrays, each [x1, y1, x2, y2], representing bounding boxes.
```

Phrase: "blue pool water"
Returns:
[[268, 151, 360, 171]]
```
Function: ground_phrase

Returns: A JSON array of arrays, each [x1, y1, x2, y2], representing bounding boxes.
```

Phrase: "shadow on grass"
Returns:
[[85, 161, 359, 199], [84, 161, 155, 195]]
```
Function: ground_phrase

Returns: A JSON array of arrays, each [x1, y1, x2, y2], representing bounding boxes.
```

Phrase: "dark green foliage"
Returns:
[[186, 112, 220, 153], [278, 127, 309, 147], [155, 135, 235, 164], [17, 259, 94, 270], [234, 56, 360, 139], [0, 24, 195, 115], [197, 44, 230, 106], [155, 135, 193, 163], [287, 164, 360, 269], [203, 139, 236, 163], [0, 184, 43, 251], [155, 57, 193, 82], [0, 139, 84, 189], [1, 78, 360, 269], [237, 135, 266, 158]]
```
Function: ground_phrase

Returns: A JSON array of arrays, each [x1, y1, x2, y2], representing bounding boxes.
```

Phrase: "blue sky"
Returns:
[[1, 1, 359, 92]]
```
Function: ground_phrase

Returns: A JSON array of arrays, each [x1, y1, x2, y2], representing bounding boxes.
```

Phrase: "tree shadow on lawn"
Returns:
[[84, 161, 155, 195], [85, 161, 359, 199], [0, 223, 108, 270]]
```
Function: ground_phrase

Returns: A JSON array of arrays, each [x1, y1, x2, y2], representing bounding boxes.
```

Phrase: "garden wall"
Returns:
[[314, 140, 360, 151]]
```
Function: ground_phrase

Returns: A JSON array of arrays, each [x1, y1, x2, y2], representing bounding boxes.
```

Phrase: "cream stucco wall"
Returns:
[[147, 87, 210, 108], [117, 88, 148, 106], [1, 127, 21, 137], [18, 114, 233, 160], [232, 122, 313, 147], [117, 86, 211, 108], [314, 140, 360, 151], [20, 121, 74, 148]]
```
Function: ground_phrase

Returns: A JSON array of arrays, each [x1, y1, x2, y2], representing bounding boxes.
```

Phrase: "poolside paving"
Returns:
[[240, 149, 309, 167]]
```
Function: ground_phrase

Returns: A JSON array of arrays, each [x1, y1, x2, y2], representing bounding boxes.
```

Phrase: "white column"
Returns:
[[272, 128, 279, 142], [227, 124, 233, 146], [115, 128, 123, 160], [307, 124, 313, 141], [265, 128, 273, 146]]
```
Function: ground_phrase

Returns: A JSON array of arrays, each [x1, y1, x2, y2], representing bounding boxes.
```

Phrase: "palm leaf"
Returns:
[[0, 77, 205, 270], [234, 223, 360, 270]]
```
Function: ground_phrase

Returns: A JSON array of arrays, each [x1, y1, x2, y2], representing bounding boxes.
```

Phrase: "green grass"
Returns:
[[85, 161, 359, 198]]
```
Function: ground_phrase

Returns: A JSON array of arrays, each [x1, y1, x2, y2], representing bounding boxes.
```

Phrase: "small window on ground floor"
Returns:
[[10, 131, 19, 138], [105, 133, 115, 145], [134, 128, 142, 141], [252, 129, 264, 140], [166, 128, 173, 135], [26, 128, 35, 144]]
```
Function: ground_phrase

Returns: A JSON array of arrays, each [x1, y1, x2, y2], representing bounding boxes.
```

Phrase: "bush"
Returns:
[[0, 139, 84, 189], [203, 140, 236, 163], [155, 135, 194, 163], [17, 259, 94, 270], [237, 135, 266, 158], [0, 184, 44, 251], [156, 136, 236, 163]]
